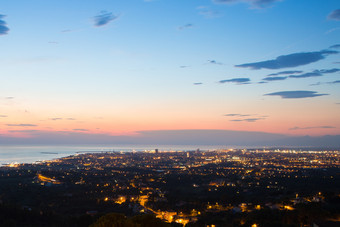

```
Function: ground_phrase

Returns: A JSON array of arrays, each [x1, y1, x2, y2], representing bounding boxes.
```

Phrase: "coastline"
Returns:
[[0, 145, 227, 166]]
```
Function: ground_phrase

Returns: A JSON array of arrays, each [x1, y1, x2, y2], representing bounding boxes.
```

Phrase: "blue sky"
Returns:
[[1, 0, 340, 146]]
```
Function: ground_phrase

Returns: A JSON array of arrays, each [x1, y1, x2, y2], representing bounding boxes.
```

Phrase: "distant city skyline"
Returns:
[[1, 0, 340, 146]]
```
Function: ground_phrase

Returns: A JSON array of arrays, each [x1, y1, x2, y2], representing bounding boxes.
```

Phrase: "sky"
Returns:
[[1, 0, 340, 146]]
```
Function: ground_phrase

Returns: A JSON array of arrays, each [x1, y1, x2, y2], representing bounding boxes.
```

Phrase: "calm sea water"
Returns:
[[0, 145, 229, 165]]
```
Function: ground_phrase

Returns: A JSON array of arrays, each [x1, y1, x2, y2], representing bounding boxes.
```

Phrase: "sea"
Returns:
[[0, 145, 230, 166]]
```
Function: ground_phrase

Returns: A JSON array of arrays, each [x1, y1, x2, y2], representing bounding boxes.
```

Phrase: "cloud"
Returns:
[[61, 29, 80, 33], [230, 118, 265, 122], [225, 113, 268, 122], [180, 65, 190, 68], [73, 129, 89, 132], [328, 9, 340, 21], [236, 50, 338, 70], [208, 60, 223, 65], [6, 124, 37, 127], [178, 24, 193, 30], [289, 126, 335, 130], [193, 82, 203, 85], [8, 130, 39, 133], [263, 76, 287, 81], [326, 27, 340, 34], [0, 14, 9, 35], [319, 68, 340, 73], [48, 117, 75, 121], [289, 68, 340, 79], [0, 115, 7, 117], [267, 70, 303, 76], [309, 82, 322, 86], [289, 71, 322, 79], [212, 0, 281, 8], [93, 11, 119, 27], [264, 90, 328, 99], [225, 114, 251, 117], [330, 44, 340, 49], [219, 78, 250, 84], [197, 6, 221, 18], [311, 80, 340, 86]]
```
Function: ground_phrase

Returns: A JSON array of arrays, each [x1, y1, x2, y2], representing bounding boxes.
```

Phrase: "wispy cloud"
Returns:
[[311, 80, 340, 86], [208, 60, 223, 65], [8, 130, 39, 133], [225, 114, 251, 117], [178, 24, 193, 30], [225, 113, 268, 122], [328, 9, 340, 21], [319, 68, 340, 73], [193, 82, 203, 85], [289, 71, 322, 79], [267, 70, 303, 76], [264, 90, 328, 99], [61, 29, 81, 33], [289, 68, 340, 79], [212, 0, 282, 9], [289, 126, 335, 130], [263, 76, 287, 81], [329, 44, 340, 49], [230, 118, 265, 122], [197, 6, 221, 18], [0, 14, 9, 35], [236, 50, 338, 70], [49, 118, 63, 121], [93, 11, 119, 27], [73, 128, 89, 132], [0, 115, 7, 117], [6, 124, 37, 127], [219, 78, 250, 84], [48, 117, 75, 121]]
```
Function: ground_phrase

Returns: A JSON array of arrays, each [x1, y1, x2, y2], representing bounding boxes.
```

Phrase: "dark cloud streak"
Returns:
[[289, 68, 339, 79], [178, 24, 193, 30], [290, 126, 335, 130], [0, 14, 9, 35], [208, 60, 223, 65], [265, 90, 328, 99], [267, 70, 303, 76], [263, 76, 287, 81], [230, 118, 265, 122], [330, 44, 340, 49], [219, 78, 250, 84], [328, 9, 340, 21], [7, 124, 37, 127], [236, 50, 338, 70], [94, 11, 119, 27]]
